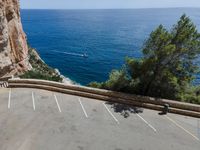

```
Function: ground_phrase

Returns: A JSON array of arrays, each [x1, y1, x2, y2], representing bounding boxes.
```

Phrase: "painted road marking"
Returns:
[[78, 98, 88, 118], [103, 103, 119, 124], [136, 113, 157, 132], [8, 88, 11, 109], [32, 92, 36, 111], [198, 119, 200, 139], [165, 115, 199, 141], [54, 94, 62, 113]]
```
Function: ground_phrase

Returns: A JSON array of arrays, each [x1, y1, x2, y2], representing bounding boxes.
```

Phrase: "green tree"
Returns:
[[90, 14, 200, 103], [89, 68, 130, 92]]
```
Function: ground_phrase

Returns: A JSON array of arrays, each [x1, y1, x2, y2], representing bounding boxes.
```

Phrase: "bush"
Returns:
[[20, 47, 62, 82], [20, 70, 62, 82]]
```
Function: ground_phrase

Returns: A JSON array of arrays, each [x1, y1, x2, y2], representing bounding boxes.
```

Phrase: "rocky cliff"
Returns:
[[0, 0, 31, 77]]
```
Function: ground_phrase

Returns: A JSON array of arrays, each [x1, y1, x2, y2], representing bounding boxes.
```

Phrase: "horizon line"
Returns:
[[20, 7, 200, 10]]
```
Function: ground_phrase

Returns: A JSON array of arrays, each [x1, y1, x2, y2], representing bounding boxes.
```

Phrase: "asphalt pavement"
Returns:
[[0, 88, 199, 150]]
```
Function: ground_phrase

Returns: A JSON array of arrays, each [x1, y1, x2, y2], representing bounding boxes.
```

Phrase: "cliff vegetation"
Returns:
[[20, 47, 62, 82], [89, 15, 200, 104]]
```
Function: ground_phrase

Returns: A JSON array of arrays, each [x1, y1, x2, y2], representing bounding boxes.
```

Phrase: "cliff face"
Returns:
[[0, 0, 31, 77]]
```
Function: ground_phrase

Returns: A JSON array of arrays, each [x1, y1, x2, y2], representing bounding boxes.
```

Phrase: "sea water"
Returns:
[[21, 8, 200, 85]]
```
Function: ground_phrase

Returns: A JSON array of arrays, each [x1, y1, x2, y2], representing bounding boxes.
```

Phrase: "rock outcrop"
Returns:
[[0, 0, 31, 77]]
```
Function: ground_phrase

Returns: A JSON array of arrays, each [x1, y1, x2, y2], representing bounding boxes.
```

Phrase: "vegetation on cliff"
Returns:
[[89, 15, 200, 104], [20, 47, 62, 82]]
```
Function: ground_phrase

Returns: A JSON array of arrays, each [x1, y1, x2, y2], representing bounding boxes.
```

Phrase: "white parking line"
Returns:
[[32, 92, 36, 111], [54, 94, 62, 113], [103, 103, 119, 124], [78, 98, 88, 118], [136, 113, 157, 132], [198, 119, 200, 139], [165, 115, 199, 141], [8, 88, 11, 109]]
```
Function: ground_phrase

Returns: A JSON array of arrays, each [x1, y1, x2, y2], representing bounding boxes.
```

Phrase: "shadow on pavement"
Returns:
[[106, 102, 144, 118]]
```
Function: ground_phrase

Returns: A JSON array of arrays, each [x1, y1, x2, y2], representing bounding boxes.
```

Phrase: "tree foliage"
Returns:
[[89, 14, 200, 104]]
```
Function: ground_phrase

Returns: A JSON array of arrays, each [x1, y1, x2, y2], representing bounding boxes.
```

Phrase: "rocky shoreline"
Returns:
[[54, 69, 75, 85], [18, 47, 76, 85]]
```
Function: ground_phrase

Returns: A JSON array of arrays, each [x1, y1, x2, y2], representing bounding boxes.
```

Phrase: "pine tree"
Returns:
[[90, 14, 200, 103]]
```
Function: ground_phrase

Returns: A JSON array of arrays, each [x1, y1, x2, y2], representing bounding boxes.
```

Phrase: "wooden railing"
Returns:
[[8, 78, 200, 118]]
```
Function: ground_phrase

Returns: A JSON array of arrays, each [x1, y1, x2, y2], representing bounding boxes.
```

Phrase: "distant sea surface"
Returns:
[[21, 8, 200, 85]]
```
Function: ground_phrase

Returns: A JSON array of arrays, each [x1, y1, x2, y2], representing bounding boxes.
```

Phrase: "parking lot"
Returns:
[[0, 88, 200, 150]]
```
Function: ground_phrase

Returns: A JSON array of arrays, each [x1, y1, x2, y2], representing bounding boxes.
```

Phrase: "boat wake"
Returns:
[[52, 50, 88, 58]]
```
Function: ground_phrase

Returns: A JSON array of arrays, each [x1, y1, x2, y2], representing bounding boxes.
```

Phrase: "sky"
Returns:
[[20, 0, 200, 9]]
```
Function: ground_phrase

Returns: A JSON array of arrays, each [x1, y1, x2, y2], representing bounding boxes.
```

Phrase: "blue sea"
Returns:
[[21, 8, 200, 85]]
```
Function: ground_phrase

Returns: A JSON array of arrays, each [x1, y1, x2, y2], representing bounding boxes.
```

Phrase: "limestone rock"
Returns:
[[0, 0, 32, 77]]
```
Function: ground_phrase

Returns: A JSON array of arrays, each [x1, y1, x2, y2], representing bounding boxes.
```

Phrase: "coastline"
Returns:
[[20, 47, 77, 85], [54, 69, 76, 85], [61, 75, 76, 85]]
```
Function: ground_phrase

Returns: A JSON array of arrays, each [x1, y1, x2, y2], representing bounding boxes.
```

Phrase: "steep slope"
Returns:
[[0, 0, 31, 77]]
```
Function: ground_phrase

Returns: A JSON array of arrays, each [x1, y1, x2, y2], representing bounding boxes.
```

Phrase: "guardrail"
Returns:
[[0, 76, 12, 81], [8, 78, 200, 118], [0, 76, 12, 88], [0, 81, 8, 88]]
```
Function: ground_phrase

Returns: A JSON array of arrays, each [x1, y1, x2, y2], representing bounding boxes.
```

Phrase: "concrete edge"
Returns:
[[8, 78, 200, 112], [8, 82, 200, 118]]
